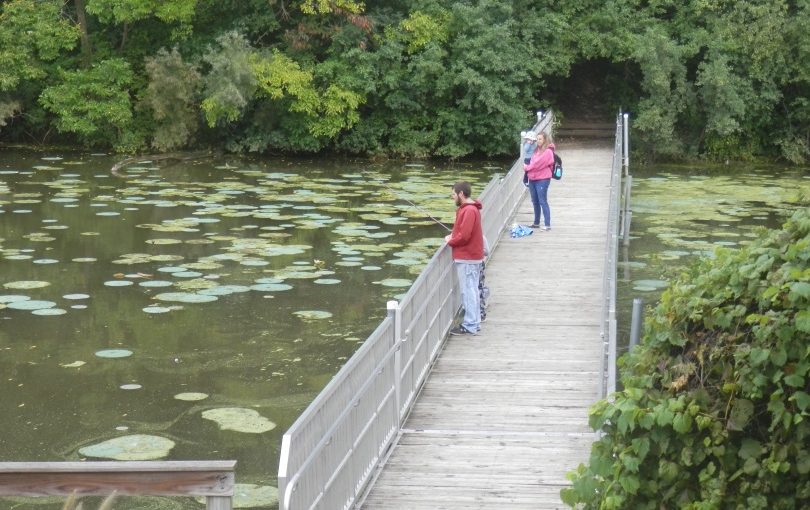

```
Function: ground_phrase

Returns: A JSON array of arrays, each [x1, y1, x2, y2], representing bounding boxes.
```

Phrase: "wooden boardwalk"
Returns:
[[360, 143, 615, 509]]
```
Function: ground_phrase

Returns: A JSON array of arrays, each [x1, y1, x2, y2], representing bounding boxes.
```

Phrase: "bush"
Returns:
[[562, 207, 810, 509]]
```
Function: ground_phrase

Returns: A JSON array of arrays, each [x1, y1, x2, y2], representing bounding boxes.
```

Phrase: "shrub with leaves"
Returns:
[[141, 47, 201, 151], [39, 58, 133, 147], [562, 207, 810, 509]]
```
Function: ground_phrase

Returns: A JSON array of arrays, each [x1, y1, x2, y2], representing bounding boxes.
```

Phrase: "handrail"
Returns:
[[278, 113, 554, 510], [0, 460, 236, 509], [598, 112, 628, 399]]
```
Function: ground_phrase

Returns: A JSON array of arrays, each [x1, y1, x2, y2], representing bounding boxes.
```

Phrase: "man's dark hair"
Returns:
[[453, 181, 472, 199]]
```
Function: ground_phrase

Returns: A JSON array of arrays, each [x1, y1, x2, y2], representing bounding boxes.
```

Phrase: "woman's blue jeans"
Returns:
[[528, 178, 551, 227]]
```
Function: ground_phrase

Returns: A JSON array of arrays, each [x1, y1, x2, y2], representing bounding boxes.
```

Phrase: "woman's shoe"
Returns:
[[529, 224, 540, 228], [541, 226, 551, 231]]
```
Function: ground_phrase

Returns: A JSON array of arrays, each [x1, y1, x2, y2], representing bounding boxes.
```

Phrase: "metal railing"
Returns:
[[0, 461, 236, 509], [598, 112, 630, 399], [277, 113, 555, 510]]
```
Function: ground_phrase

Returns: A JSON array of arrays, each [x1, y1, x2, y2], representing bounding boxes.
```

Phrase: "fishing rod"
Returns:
[[377, 180, 452, 232]]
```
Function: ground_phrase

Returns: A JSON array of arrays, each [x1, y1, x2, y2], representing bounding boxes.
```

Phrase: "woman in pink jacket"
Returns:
[[523, 132, 555, 230]]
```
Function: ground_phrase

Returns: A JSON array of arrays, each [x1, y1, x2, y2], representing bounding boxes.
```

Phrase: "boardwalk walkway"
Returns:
[[360, 143, 615, 509]]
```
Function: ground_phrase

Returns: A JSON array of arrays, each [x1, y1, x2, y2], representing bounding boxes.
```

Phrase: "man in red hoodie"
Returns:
[[444, 181, 484, 335]]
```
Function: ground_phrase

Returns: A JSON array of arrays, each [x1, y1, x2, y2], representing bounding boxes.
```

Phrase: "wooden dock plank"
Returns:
[[360, 146, 614, 509]]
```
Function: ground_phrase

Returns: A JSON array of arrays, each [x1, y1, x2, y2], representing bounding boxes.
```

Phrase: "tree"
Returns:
[[140, 47, 202, 150], [562, 207, 810, 509], [39, 58, 134, 147], [0, 0, 79, 91]]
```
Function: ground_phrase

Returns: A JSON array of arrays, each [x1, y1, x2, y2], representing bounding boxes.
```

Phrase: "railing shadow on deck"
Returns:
[[276, 113, 555, 510], [0, 460, 236, 509]]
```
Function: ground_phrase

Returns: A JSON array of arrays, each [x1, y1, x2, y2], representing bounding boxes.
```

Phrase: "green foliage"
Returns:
[[0, 0, 808, 160], [39, 58, 134, 147], [200, 32, 256, 127], [0, 0, 79, 91], [140, 47, 202, 151], [400, 10, 450, 54], [299, 0, 364, 15], [562, 207, 810, 508], [86, 0, 198, 24]]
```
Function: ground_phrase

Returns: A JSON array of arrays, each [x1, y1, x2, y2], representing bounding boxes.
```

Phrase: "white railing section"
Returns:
[[277, 113, 555, 510], [598, 112, 629, 399]]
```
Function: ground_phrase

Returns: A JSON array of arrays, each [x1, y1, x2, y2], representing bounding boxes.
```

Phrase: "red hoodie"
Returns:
[[446, 200, 484, 261]]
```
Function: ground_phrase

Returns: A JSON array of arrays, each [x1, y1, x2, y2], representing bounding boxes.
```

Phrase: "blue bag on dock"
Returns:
[[510, 224, 534, 238]]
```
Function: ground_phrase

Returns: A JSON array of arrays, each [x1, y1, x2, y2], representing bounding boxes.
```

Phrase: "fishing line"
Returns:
[[376, 180, 452, 232]]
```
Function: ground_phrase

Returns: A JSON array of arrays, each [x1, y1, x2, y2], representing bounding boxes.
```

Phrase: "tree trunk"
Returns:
[[120, 22, 128, 50], [73, 0, 92, 66], [111, 151, 217, 177]]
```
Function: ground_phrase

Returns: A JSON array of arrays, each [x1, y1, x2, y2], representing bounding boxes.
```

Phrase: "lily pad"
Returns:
[[250, 283, 293, 292], [172, 271, 203, 278], [7, 300, 57, 311], [61, 361, 86, 368], [201, 407, 276, 433], [313, 278, 341, 285], [143, 306, 172, 314], [215, 484, 278, 509], [293, 310, 333, 320], [33, 259, 59, 264], [174, 392, 209, 401], [79, 434, 175, 460], [633, 279, 669, 289], [120, 384, 142, 390], [104, 280, 134, 287], [377, 278, 413, 288], [139, 280, 174, 288], [0, 295, 30, 304], [4, 281, 51, 290], [154, 292, 218, 303], [95, 349, 133, 359], [198, 285, 251, 296], [32, 308, 67, 316], [63, 293, 90, 300]]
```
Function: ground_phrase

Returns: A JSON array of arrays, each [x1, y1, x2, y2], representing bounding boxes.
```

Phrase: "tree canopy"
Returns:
[[0, 0, 808, 162]]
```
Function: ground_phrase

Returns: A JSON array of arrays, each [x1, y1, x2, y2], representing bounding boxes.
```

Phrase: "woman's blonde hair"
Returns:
[[537, 131, 552, 151]]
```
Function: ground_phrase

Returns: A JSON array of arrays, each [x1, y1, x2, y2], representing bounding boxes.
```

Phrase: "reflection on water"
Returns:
[[0, 150, 504, 509], [618, 163, 810, 352]]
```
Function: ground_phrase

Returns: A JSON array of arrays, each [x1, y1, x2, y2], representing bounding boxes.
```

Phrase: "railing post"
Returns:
[[622, 113, 629, 174], [629, 298, 643, 351], [387, 300, 402, 423], [622, 174, 632, 246], [207, 496, 232, 510]]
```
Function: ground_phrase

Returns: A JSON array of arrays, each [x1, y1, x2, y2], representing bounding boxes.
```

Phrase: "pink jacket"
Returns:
[[523, 143, 556, 181]]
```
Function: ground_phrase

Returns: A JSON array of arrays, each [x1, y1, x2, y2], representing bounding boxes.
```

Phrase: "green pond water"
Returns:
[[617, 162, 810, 353], [1, 151, 807, 509], [0, 149, 504, 509]]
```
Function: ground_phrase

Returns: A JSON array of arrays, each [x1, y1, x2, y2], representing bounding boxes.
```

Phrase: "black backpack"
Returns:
[[551, 152, 563, 180]]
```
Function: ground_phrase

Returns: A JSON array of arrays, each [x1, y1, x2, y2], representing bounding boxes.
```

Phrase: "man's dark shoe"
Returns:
[[450, 325, 476, 336]]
